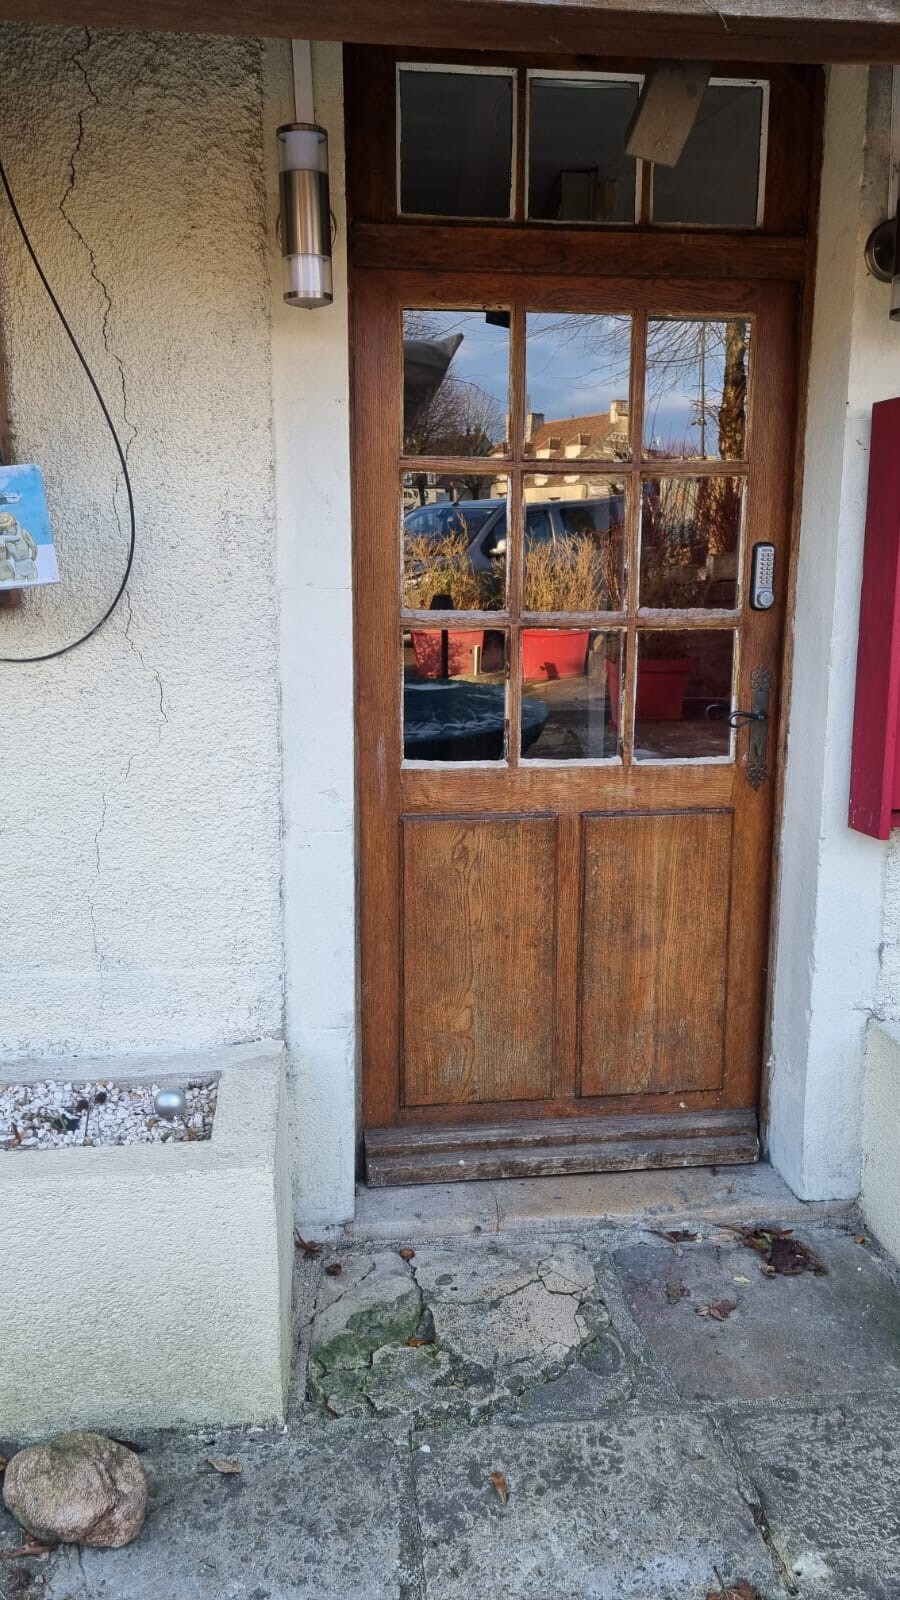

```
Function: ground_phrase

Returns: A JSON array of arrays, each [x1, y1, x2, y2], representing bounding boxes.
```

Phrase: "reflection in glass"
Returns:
[[403, 310, 509, 458], [528, 77, 640, 223], [521, 630, 621, 761], [399, 69, 514, 219], [633, 630, 734, 760], [523, 476, 626, 611], [640, 477, 743, 609], [525, 314, 632, 460], [404, 628, 509, 761], [644, 319, 750, 461], [653, 85, 765, 228], [403, 473, 508, 611]]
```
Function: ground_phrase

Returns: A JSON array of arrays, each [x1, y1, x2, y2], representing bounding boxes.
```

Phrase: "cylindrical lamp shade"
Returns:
[[277, 123, 332, 309]]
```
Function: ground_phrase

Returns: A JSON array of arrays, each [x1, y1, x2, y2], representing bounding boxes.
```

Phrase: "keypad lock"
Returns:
[[750, 542, 776, 610]]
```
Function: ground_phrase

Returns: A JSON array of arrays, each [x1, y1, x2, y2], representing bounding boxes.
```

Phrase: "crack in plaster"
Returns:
[[59, 33, 169, 747], [59, 30, 136, 468], [86, 788, 108, 978], [123, 590, 169, 745]]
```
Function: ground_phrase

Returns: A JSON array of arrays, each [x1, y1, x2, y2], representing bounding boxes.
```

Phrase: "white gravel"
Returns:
[[0, 1078, 218, 1151]]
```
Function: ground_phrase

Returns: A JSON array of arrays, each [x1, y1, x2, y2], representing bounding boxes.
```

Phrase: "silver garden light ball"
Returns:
[[154, 1087, 187, 1122]]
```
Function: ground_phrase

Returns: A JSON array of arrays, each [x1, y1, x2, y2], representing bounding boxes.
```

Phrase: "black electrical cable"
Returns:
[[0, 149, 136, 663]]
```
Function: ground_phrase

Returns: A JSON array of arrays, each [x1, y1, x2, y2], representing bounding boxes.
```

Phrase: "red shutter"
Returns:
[[849, 397, 900, 839]]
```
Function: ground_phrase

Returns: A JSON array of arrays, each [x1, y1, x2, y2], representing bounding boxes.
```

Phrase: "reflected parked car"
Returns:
[[403, 493, 625, 582]]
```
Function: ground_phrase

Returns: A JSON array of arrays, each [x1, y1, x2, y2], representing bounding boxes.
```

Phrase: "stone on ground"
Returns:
[[2, 1431, 147, 1547]]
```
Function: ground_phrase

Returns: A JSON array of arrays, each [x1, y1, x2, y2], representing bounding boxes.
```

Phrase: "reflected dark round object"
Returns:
[[865, 218, 897, 284], [403, 680, 548, 762]]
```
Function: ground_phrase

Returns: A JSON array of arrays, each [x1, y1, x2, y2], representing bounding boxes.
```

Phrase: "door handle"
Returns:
[[705, 665, 772, 789]]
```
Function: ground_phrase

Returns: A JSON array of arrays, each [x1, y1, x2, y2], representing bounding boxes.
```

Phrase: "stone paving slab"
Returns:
[[6, 1425, 410, 1600], [614, 1229, 900, 1401], [413, 1413, 779, 1600], [726, 1402, 900, 1600]]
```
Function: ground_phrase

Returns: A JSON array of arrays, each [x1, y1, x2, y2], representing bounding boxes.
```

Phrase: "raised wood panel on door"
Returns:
[[581, 810, 733, 1097], [402, 814, 557, 1106]]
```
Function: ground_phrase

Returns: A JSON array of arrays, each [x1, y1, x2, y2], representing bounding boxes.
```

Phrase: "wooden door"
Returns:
[[353, 270, 799, 1185]]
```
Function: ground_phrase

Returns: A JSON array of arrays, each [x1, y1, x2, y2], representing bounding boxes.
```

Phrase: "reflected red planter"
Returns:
[[411, 630, 484, 679], [522, 629, 589, 682], [606, 657, 691, 727]]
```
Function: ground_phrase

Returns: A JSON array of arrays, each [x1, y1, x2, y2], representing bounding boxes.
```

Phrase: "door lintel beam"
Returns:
[[0, 0, 897, 66]]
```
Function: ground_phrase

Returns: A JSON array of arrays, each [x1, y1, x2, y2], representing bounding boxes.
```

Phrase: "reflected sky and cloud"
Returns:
[[402, 310, 750, 461]]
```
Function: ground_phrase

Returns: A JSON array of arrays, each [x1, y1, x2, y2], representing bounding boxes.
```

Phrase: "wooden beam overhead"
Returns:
[[0, 0, 897, 65]]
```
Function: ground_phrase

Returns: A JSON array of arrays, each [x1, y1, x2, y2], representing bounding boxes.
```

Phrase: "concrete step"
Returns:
[[335, 1161, 855, 1243]]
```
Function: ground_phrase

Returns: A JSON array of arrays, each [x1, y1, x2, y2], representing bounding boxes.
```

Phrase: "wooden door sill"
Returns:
[[364, 1107, 759, 1187]]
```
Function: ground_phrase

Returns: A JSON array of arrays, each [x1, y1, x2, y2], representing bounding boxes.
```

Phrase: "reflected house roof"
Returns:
[[521, 403, 630, 460]]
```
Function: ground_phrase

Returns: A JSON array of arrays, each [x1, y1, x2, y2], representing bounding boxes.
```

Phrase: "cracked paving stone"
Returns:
[[727, 1401, 900, 1600], [306, 1239, 630, 1421], [414, 1413, 779, 1600]]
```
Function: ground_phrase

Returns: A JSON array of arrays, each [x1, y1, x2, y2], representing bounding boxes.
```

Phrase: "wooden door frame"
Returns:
[[347, 46, 824, 1166]]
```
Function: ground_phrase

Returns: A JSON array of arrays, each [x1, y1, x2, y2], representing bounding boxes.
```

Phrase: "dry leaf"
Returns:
[[652, 1229, 702, 1244], [399, 1248, 416, 1262], [294, 1231, 322, 1257], [737, 1226, 826, 1277], [705, 1584, 760, 1600], [0, 1542, 54, 1561], [206, 1458, 242, 1475], [490, 1471, 509, 1505], [854, 1234, 868, 1246], [325, 1262, 343, 1277], [405, 1336, 434, 1348], [695, 1299, 737, 1322]]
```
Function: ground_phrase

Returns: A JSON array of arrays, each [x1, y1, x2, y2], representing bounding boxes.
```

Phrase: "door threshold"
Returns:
[[364, 1108, 759, 1188]]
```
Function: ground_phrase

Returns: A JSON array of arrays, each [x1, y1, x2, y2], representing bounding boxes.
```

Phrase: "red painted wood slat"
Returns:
[[849, 396, 900, 840]]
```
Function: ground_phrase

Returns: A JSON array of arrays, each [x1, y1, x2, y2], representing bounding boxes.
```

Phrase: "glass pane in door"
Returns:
[[403, 309, 510, 458], [639, 476, 743, 609], [521, 629, 622, 760], [399, 68, 514, 218], [404, 628, 508, 761], [644, 318, 751, 460], [525, 313, 633, 459], [403, 473, 508, 611], [633, 629, 735, 760], [652, 83, 766, 227], [523, 476, 627, 612], [527, 76, 640, 222]]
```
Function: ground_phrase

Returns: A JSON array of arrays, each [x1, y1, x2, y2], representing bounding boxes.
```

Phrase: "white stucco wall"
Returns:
[[768, 66, 899, 1199], [861, 1020, 900, 1262], [0, 26, 284, 1053], [0, 27, 357, 1225]]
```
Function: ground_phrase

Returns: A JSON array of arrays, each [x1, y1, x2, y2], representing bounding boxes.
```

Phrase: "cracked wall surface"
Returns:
[[0, 25, 283, 1054]]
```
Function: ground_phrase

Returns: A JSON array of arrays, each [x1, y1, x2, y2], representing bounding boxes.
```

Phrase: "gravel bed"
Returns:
[[0, 1078, 217, 1151]]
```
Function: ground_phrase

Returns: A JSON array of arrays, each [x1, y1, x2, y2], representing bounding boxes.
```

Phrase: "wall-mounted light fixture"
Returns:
[[277, 121, 332, 309]]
